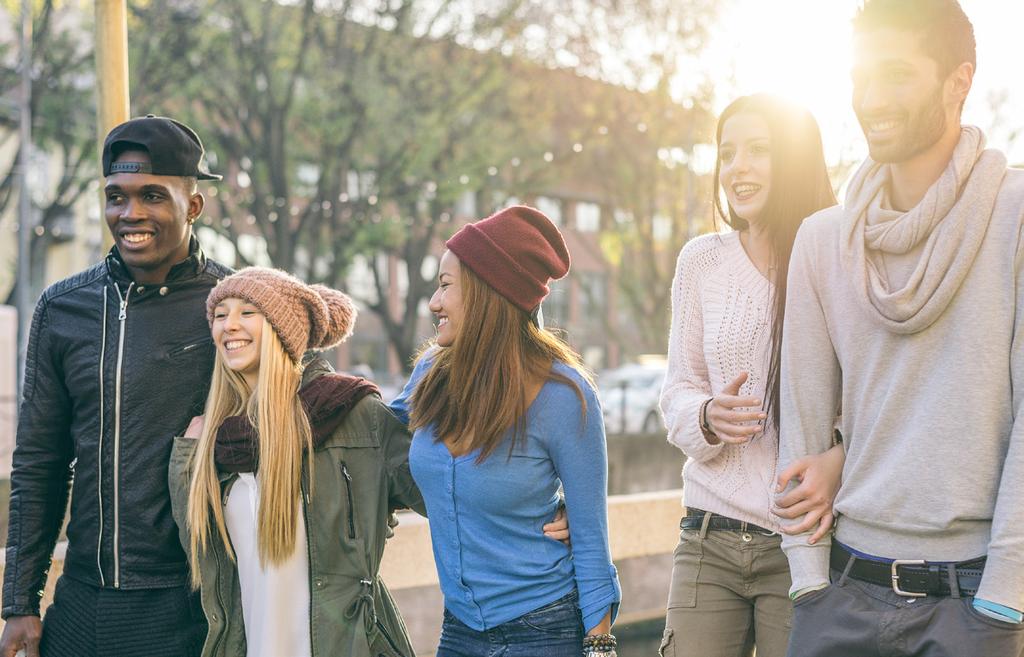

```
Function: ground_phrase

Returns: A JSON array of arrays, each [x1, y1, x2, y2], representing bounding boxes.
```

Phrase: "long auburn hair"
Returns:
[[712, 94, 836, 430], [409, 261, 592, 461], [187, 317, 313, 585]]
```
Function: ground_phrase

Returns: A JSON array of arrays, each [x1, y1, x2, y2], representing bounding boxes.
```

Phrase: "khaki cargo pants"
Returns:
[[660, 516, 792, 657]]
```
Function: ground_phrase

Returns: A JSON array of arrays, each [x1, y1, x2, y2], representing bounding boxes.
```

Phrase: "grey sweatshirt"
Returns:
[[778, 166, 1024, 611]]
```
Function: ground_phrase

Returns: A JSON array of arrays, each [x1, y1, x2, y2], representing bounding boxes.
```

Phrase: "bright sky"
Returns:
[[701, 0, 1024, 172]]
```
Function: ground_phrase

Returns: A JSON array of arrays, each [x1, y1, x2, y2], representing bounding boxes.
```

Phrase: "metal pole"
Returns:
[[94, 0, 130, 251], [15, 0, 33, 403]]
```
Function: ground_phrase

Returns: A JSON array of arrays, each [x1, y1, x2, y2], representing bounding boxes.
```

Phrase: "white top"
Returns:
[[224, 473, 312, 657], [659, 230, 781, 530]]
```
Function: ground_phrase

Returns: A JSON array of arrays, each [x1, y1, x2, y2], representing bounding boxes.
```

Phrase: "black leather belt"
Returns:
[[680, 508, 776, 535], [830, 542, 985, 598]]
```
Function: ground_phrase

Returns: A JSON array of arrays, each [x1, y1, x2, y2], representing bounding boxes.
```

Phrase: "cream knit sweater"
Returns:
[[660, 230, 781, 531]]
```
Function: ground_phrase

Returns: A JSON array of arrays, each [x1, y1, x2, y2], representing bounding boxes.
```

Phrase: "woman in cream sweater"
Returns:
[[658, 94, 844, 657]]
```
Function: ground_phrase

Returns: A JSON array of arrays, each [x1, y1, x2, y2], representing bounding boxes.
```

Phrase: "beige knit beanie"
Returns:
[[206, 267, 356, 363]]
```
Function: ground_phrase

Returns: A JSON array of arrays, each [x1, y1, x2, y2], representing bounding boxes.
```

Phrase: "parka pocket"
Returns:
[[341, 461, 357, 539], [371, 618, 408, 657], [312, 447, 381, 576], [666, 529, 703, 609]]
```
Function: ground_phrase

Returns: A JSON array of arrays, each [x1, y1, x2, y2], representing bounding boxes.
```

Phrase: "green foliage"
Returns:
[[527, 0, 722, 355], [0, 0, 97, 302], [118, 0, 721, 365]]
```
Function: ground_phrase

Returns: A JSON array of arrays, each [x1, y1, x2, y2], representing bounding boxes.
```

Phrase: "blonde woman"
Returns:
[[168, 267, 422, 657]]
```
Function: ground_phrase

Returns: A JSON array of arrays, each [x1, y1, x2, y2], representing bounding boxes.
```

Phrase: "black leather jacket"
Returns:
[[2, 239, 231, 617]]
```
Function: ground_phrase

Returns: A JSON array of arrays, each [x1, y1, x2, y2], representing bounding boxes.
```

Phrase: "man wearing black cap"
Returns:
[[0, 116, 231, 657]]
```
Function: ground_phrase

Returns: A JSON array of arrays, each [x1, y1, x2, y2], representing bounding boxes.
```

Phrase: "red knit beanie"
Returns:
[[446, 205, 570, 312], [206, 268, 357, 363]]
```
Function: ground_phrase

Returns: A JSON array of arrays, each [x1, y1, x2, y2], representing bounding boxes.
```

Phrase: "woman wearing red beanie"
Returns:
[[391, 205, 621, 657]]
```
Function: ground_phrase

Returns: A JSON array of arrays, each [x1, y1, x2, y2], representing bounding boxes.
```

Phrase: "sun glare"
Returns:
[[702, 0, 1024, 171], [702, 0, 862, 169]]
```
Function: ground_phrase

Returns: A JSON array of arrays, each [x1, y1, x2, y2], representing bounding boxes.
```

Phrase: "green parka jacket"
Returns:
[[167, 366, 426, 657]]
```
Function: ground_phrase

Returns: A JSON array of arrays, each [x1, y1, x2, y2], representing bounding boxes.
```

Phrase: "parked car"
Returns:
[[598, 362, 667, 435]]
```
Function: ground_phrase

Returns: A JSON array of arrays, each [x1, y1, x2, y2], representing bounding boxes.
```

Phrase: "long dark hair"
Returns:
[[712, 93, 836, 430]]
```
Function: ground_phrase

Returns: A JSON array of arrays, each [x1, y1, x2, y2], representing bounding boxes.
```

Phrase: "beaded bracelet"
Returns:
[[583, 632, 616, 646], [583, 633, 617, 651]]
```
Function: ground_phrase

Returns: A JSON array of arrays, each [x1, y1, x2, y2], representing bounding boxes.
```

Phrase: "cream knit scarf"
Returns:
[[840, 126, 1007, 334]]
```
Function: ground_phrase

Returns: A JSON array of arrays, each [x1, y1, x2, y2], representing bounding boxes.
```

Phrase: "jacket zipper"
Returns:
[[300, 466, 315, 655], [341, 461, 356, 539], [205, 546, 226, 656], [96, 289, 108, 586], [206, 481, 235, 657], [195, 475, 235, 657], [112, 281, 134, 588]]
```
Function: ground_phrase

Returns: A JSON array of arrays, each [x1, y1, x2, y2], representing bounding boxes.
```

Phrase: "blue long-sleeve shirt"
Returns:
[[390, 355, 621, 632]]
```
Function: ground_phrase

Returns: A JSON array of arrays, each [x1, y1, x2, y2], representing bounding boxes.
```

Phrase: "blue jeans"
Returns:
[[436, 590, 584, 657]]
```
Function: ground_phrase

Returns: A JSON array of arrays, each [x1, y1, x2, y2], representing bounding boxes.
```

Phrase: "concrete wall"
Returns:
[[0, 490, 685, 656], [607, 432, 683, 495]]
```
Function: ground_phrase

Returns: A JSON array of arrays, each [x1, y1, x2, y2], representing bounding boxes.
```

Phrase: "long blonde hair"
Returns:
[[187, 317, 313, 586], [410, 264, 591, 461]]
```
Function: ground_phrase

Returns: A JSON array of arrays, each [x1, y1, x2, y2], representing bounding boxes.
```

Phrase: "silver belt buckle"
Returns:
[[891, 559, 927, 597]]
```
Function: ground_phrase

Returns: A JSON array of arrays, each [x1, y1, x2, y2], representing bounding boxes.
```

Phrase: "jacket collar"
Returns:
[[105, 234, 208, 285]]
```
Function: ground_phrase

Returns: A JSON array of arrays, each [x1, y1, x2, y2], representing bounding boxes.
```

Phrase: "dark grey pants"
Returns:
[[40, 575, 206, 657], [786, 569, 1024, 657]]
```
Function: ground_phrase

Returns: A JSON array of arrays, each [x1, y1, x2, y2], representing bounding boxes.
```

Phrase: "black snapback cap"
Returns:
[[102, 114, 221, 181]]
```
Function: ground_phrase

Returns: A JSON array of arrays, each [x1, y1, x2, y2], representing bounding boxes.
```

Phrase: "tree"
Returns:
[[0, 0, 97, 303], [125, 0, 725, 367], [129, 0, 552, 367], [570, 80, 717, 354], [538, 0, 723, 356]]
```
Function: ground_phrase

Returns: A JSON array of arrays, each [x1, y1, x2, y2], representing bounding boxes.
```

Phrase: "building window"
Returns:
[[579, 271, 606, 317], [653, 213, 672, 242], [237, 234, 271, 267], [196, 227, 238, 266], [576, 202, 601, 232], [346, 170, 376, 200], [296, 162, 320, 187], [346, 171, 361, 199], [396, 259, 409, 298], [492, 191, 520, 211], [582, 345, 605, 370], [455, 190, 477, 219], [535, 196, 563, 225], [421, 254, 439, 282], [542, 278, 569, 327], [347, 254, 378, 305]]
